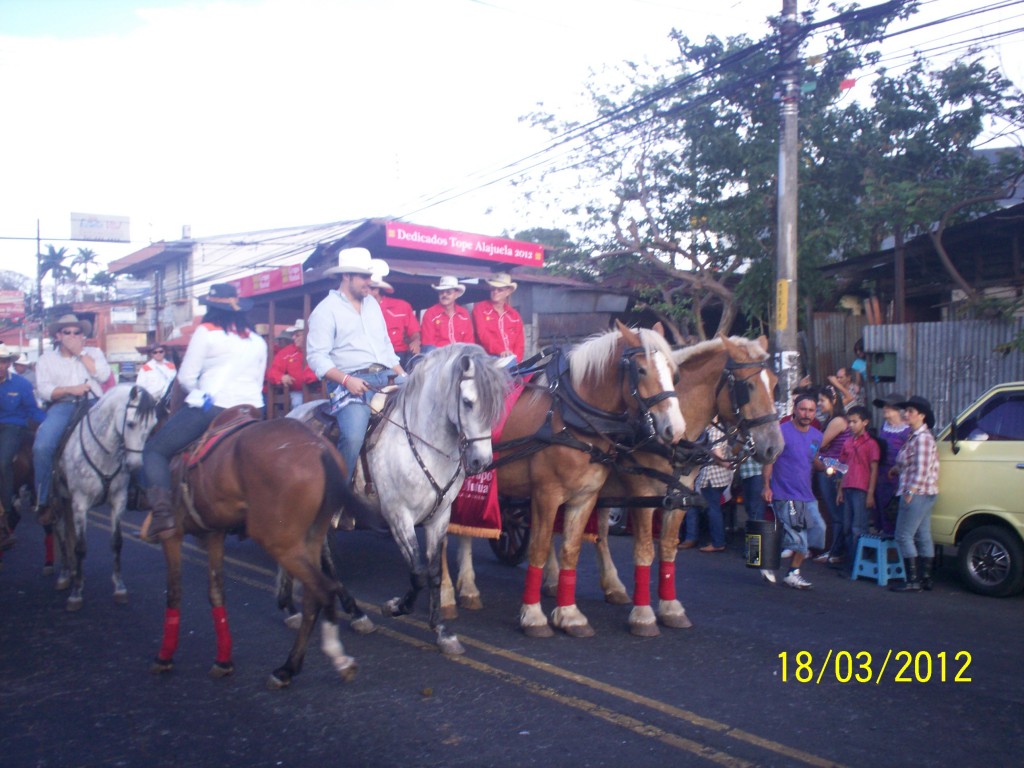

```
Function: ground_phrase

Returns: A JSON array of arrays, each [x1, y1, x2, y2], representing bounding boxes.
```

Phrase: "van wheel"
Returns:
[[957, 525, 1024, 597]]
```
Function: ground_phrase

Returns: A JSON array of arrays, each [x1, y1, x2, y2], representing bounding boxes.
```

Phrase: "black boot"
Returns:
[[919, 557, 934, 591], [145, 487, 178, 541], [890, 557, 921, 592]]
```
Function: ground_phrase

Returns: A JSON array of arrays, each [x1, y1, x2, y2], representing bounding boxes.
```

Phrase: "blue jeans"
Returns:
[[741, 474, 765, 522], [685, 485, 726, 548], [331, 371, 393, 481], [895, 493, 936, 558], [804, 499, 826, 551], [143, 404, 222, 492], [842, 488, 870, 558], [33, 401, 79, 506]]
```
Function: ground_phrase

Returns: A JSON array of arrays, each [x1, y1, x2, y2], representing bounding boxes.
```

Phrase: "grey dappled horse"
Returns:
[[53, 385, 161, 610], [288, 343, 510, 654]]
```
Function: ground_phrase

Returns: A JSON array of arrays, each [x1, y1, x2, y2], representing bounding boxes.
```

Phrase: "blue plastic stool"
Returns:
[[851, 535, 905, 586]]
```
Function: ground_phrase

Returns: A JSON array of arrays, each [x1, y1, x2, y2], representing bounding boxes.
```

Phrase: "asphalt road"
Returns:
[[1, 509, 1021, 768]]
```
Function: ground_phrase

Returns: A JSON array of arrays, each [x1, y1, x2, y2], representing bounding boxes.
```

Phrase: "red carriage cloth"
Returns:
[[449, 380, 525, 538]]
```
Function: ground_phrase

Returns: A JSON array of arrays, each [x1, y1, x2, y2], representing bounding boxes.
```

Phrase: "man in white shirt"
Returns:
[[33, 314, 112, 523], [307, 248, 405, 480], [136, 344, 176, 400]]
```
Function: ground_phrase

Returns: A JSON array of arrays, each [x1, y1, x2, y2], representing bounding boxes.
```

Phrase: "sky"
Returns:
[[0, 0, 1021, 286]]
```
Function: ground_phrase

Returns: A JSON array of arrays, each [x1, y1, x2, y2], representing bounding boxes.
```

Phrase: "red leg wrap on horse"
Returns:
[[159, 608, 181, 661], [44, 532, 54, 565], [523, 565, 543, 605], [658, 560, 676, 601], [633, 564, 652, 607], [556, 568, 577, 607], [212, 605, 232, 664]]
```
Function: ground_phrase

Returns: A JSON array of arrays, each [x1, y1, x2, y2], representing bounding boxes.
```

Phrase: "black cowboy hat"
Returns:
[[894, 395, 935, 429], [198, 283, 253, 311], [872, 392, 905, 409]]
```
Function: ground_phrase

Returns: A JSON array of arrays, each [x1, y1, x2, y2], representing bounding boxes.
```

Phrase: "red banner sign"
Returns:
[[229, 265, 304, 298], [0, 290, 25, 320], [385, 222, 544, 267]]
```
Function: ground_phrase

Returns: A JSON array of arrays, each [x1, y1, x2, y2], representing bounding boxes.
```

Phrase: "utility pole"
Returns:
[[774, 0, 801, 415]]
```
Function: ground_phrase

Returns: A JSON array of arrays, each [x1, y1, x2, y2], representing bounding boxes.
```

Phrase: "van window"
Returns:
[[954, 392, 1024, 441]]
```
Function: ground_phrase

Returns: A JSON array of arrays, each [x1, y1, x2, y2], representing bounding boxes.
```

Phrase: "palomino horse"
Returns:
[[51, 385, 161, 610], [442, 335, 780, 634], [152, 413, 372, 688], [585, 335, 783, 635], [494, 323, 685, 638], [288, 343, 510, 654]]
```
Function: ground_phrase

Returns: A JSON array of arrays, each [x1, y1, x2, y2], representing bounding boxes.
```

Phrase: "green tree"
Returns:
[[38, 244, 74, 307], [90, 271, 118, 300], [72, 247, 99, 284], [519, 1, 1021, 337]]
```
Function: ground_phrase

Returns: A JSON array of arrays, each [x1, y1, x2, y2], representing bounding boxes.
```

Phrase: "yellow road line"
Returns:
[[103, 512, 843, 767]]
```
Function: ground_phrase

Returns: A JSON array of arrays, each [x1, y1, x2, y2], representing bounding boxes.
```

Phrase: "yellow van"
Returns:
[[932, 382, 1024, 596]]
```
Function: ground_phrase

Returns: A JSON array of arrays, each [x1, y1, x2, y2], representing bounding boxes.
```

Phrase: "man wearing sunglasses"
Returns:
[[136, 343, 176, 400], [32, 314, 112, 525]]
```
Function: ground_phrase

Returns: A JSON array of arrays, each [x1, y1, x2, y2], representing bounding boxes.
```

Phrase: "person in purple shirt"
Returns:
[[762, 393, 823, 589]]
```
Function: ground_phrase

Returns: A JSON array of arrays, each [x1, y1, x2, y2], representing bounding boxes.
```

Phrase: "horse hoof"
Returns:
[[209, 661, 234, 679], [562, 623, 596, 638], [151, 658, 174, 675], [438, 636, 465, 656], [605, 590, 632, 605], [350, 615, 377, 635], [440, 604, 458, 621], [113, 591, 128, 605], [334, 656, 358, 682], [66, 597, 83, 612], [458, 595, 483, 611], [382, 598, 403, 617], [55, 575, 70, 591], [629, 621, 661, 638], [523, 623, 555, 639], [284, 612, 303, 631], [660, 614, 693, 629], [267, 672, 290, 690]]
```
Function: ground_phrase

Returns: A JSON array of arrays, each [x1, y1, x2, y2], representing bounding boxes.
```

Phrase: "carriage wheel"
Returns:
[[489, 498, 530, 566]]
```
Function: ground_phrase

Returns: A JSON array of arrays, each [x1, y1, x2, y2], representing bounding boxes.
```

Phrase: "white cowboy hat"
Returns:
[[430, 276, 466, 297], [324, 247, 375, 277], [14, 353, 30, 366], [48, 313, 93, 337], [0, 343, 17, 360], [485, 272, 517, 292], [369, 276, 394, 293], [284, 319, 306, 333]]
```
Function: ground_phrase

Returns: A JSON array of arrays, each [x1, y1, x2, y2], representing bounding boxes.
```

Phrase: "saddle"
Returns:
[[185, 405, 261, 468]]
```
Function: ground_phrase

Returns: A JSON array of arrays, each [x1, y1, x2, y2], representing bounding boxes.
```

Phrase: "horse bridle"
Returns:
[[77, 396, 145, 496], [714, 356, 780, 461], [622, 346, 679, 446], [399, 364, 491, 521]]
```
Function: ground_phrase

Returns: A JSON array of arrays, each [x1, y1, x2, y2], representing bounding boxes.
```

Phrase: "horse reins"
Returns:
[[714, 356, 780, 464], [77, 395, 143, 501]]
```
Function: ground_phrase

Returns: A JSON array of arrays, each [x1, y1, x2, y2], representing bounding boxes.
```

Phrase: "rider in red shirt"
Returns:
[[370, 275, 421, 368], [266, 320, 318, 411], [421, 276, 474, 351], [472, 272, 524, 361]]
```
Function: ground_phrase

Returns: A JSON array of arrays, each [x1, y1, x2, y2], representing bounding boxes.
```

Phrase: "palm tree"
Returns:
[[73, 247, 99, 284], [38, 244, 69, 307], [90, 271, 118, 300]]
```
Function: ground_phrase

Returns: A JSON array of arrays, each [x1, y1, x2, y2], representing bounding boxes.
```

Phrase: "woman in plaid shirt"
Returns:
[[679, 424, 735, 552], [890, 395, 940, 592]]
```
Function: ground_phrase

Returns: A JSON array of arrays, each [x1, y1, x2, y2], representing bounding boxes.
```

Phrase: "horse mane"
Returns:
[[101, 383, 159, 422], [672, 335, 767, 367], [396, 344, 510, 429], [568, 326, 676, 390]]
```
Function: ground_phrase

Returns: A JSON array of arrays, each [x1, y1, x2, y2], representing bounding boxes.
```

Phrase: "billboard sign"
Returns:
[[70, 212, 130, 243], [385, 221, 544, 267]]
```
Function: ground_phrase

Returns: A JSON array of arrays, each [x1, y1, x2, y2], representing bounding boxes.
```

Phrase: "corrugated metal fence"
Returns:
[[812, 315, 1024, 429]]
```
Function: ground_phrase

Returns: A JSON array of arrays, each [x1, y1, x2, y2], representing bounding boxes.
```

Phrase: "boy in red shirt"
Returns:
[[836, 405, 880, 567]]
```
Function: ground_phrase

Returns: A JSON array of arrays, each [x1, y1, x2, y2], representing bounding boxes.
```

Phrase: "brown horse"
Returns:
[[585, 335, 783, 635], [496, 322, 686, 638], [152, 409, 373, 688]]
